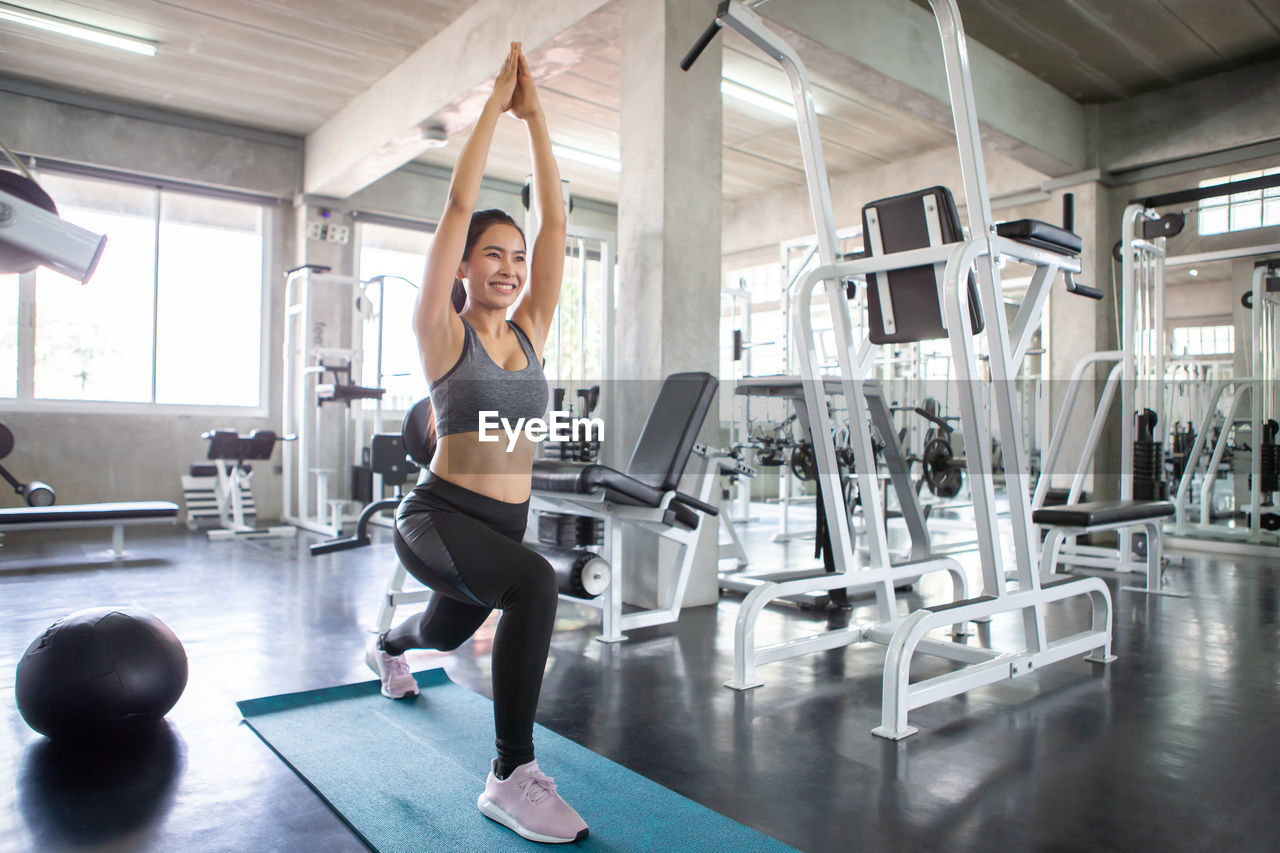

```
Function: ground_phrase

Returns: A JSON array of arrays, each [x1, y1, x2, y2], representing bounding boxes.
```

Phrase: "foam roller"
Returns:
[[528, 543, 610, 599]]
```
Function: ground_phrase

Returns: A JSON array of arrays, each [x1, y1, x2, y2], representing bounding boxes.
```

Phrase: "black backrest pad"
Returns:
[[402, 398, 435, 467], [626, 372, 718, 492], [862, 186, 984, 345]]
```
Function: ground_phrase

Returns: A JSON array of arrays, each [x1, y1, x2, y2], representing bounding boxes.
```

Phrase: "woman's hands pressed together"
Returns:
[[490, 41, 521, 113], [509, 51, 543, 121]]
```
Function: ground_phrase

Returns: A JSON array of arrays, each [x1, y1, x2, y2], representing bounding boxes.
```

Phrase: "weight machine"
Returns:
[[1030, 202, 1180, 593], [1171, 258, 1280, 550], [193, 429, 295, 541], [684, 0, 1120, 738], [282, 265, 387, 537]]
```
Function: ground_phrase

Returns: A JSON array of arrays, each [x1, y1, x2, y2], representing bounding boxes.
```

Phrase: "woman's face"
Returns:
[[460, 223, 527, 310]]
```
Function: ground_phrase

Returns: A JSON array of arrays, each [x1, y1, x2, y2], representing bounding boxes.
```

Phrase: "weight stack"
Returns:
[[1133, 440, 1167, 501], [537, 512, 603, 547], [1262, 420, 1278, 496], [1261, 443, 1278, 495]]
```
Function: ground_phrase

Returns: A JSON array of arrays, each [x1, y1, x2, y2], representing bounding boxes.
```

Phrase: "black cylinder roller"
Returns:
[[528, 542, 610, 599]]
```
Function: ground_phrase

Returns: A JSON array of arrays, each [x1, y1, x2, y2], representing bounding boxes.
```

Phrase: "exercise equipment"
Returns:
[[0, 164, 106, 283], [1170, 258, 1280, 553], [237, 669, 795, 853], [282, 265, 388, 538], [0, 501, 178, 558], [529, 372, 721, 642], [190, 429, 295, 540], [351, 432, 419, 506], [1031, 198, 1181, 592], [686, 0, 1117, 739], [537, 386, 604, 547], [0, 423, 55, 507], [912, 402, 968, 499], [15, 607, 188, 742], [724, 376, 943, 610]]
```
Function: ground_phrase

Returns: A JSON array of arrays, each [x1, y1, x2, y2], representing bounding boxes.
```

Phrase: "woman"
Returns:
[[366, 43, 586, 844]]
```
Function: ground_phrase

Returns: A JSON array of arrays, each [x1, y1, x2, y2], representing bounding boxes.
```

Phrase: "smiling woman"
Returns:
[[363, 41, 590, 847]]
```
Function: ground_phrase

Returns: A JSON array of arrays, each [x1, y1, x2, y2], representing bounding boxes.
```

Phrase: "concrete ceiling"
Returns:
[[910, 0, 1280, 103], [1, 0, 1276, 206]]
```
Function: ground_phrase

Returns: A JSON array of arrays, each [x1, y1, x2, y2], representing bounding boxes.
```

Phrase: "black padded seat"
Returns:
[[996, 219, 1083, 256], [0, 501, 179, 525], [1032, 500, 1174, 528], [531, 460, 665, 506], [531, 372, 718, 523]]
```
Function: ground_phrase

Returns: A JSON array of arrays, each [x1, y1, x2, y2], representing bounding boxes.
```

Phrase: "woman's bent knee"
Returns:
[[504, 555, 558, 612]]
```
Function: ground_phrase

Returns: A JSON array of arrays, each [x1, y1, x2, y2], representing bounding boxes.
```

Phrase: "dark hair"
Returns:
[[451, 208, 526, 313]]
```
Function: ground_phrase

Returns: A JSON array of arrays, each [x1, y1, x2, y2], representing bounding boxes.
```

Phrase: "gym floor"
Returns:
[[1, 511, 1278, 853]]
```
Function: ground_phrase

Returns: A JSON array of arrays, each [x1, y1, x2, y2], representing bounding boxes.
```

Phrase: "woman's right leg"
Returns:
[[382, 590, 491, 656]]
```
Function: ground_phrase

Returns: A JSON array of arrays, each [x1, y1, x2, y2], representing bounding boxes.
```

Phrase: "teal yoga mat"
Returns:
[[237, 669, 797, 853]]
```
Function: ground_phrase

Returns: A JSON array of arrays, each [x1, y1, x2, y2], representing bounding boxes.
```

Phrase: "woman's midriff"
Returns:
[[429, 432, 537, 503]]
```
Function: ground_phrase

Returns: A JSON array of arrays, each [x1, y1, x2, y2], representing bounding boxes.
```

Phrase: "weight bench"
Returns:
[[0, 501, 179, 558], [1033, 500, 1182, 596], [530, 372, 721, 642], [195, 429, 295, 540]]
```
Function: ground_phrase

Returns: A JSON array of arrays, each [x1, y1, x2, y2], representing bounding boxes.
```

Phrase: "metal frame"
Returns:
[[1170, 262, 1280, 551], [206, 458, 295, 541], [1029, 204, 1171, 575], [282, 267, 368, 537], [701, 1, 1115, 739], [0, 512, 176, 558], [529, 453, 720, 643]]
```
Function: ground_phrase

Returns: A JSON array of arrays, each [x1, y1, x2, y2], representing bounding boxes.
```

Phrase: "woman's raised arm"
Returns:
[[510, 52, 567, 350], [415, 42, 521, 344]]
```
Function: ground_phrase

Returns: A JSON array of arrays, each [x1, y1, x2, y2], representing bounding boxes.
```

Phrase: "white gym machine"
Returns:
[[282, 265, 386, 537], [683, 0, 1118, 738], [1171, 257, 1280, 553], [1029, 202, 1181, 594]]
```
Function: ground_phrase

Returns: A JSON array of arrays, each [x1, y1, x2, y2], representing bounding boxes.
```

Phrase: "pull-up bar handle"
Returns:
[[680, 1, 731, 71]]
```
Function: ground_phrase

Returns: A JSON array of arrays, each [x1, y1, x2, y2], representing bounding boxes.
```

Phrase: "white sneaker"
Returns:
[[365, 636, 419, 699]]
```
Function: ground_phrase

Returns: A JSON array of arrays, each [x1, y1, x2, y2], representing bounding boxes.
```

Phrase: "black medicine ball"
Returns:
[[15, 607, 188, 742]]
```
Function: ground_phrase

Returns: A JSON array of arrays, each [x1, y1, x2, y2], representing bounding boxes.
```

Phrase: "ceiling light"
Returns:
[[0, 2, 157, 56], [419, 124, 448, 149], [1188, 268, 1199, 277], [552, 145, 620, 173], [721, 80, 795, 120]]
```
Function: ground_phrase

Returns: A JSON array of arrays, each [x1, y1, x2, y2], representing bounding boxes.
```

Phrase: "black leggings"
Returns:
[[384, 472, 557, 773]]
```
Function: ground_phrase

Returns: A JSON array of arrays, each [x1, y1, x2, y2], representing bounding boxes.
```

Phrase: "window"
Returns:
[[1171, 324, 1234, 357], [543, 232, 610, 387], [4, 170, 268, 410], [0, 273, 16, 398], [356, 222, 431, 412], [722, 262, 786, 380], [1198, 168, 1280, 236]]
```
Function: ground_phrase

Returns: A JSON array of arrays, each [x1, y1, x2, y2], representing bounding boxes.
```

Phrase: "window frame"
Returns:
[[1198, 167, 1280, 236], [0, 168, 274, 417]]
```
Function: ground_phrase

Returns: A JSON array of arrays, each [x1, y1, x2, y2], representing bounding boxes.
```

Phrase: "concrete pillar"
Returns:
[[1043, 182, 1110, 500], [614, 0, 723, 610]]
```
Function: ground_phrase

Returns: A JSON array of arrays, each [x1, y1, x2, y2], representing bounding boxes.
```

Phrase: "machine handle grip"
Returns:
[[1064, 272, 1103, 300], [1067, 281, 1104, 300], [673, 491, 719, 516], [680, 18, 724, 71], [309, 535, 370, 555]]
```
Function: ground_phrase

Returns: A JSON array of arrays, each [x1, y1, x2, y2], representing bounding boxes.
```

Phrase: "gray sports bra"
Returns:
[[430, 319, 549, 438]]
